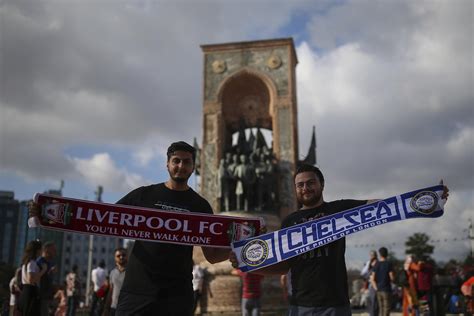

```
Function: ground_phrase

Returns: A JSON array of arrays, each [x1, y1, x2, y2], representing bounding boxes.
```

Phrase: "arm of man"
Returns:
[[370, 271, 377, 291], [364, 181, 448, 206], [201, 247, 230, 264], [389, 270, 395, 283], [91, 269, 97, 288], [360, 260, 371, 278]]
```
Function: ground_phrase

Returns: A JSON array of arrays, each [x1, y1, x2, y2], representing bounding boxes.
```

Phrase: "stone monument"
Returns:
[[193, 38, 316, 314]]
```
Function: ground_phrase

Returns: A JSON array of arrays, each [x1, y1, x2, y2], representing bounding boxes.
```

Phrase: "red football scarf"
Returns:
[[29, 194, 264, 248]]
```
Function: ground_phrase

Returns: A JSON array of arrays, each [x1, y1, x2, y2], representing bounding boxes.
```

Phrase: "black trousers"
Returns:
[[116, 284, 193, 316], [18, 284, 40, 316]]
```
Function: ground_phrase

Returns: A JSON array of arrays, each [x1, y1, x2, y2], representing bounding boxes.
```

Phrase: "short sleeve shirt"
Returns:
[[281, 199, 366, 307], [22, 260, 39, 285], [109, 267, 126, 308], [118, 183, 213, 296]]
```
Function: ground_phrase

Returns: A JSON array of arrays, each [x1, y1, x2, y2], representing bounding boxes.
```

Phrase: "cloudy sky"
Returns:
[[1, 0, 472, 268]]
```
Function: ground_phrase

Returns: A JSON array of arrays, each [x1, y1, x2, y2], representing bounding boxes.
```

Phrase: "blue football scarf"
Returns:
[[231, 184, 445, 272]]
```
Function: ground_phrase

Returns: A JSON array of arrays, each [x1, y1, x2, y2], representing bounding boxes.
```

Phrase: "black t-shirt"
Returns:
[[373, 261, 393, 292], [117, 183, 213, 296], [281, 199, 366, 307]]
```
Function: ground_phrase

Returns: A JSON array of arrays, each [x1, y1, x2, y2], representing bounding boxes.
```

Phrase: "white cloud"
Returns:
[[71, 153, 150, 193], [296, 0, 473, 264], [1, 0, 471, 264]]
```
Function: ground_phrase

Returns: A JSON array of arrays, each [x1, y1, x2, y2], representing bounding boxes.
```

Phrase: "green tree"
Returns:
[[405, 232, 434, 261]]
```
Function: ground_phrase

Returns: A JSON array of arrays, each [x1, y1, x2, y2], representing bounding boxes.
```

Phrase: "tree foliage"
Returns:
[[405, 232, 434, 261]]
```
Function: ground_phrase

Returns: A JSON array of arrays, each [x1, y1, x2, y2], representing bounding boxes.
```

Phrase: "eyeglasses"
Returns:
[[295, 179, 318, 190]]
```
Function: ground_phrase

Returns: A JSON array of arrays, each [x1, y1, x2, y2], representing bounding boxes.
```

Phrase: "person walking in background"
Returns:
[[9, 268, 22, 316], [18, 240, 47, 316], [54, 284, 67, 316], [232, 269, 264, 316], [415, 259, 434, 313], [361, 250, 378, 316], [66, 265, 80, 316], [104, 248, 128, 316], [461, 273, 474, 314], [402, 255, 419, 316], [37, 241, 57, 316], [370, 247, 394, 316], [90, 260, 107, 316], [192, 261, 205, 315]]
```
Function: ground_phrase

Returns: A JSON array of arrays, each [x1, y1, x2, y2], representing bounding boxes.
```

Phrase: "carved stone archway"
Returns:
[[200, 38, 299, 218]]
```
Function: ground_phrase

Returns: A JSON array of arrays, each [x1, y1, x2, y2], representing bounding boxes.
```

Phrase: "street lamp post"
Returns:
[[85, 186, 103, 307]]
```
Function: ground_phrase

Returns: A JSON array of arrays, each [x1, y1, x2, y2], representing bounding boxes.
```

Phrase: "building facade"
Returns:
[[0, 191, 20, 266]]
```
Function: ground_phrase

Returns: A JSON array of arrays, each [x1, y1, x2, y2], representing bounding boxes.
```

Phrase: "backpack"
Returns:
[[397, 269, 409, 287]]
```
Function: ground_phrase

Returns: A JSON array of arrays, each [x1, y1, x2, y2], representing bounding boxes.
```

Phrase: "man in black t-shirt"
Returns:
[[230, 164, 449, 315], [231, 164, 372, 316], [115, 141, 230, 316]]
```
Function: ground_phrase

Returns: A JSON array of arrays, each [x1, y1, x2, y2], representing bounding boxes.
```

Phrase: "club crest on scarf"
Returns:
[[42, 201, 72, 225], [410, 191, 438, 215], [241, 239, 269, 266], [227, 222, 256, 242]]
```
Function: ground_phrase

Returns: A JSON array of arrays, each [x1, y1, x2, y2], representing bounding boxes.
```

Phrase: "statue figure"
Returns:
[[262, 157, 278, 209], [218, 153, 236, 212], [227, 153, 239, 210], [254, 154, 266, 211], [233, 154, 256, 211]]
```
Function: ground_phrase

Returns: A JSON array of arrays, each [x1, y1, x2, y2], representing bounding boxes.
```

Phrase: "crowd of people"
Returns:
[[7, 241, 128, 316], [352, 249, 474, 315]]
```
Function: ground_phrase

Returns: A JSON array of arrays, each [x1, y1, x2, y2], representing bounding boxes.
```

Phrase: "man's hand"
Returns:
[[229, 250, 239, 269], [28, 201, 41, 219], [440, 179, 449, 200], [27, 201, 41, 227]]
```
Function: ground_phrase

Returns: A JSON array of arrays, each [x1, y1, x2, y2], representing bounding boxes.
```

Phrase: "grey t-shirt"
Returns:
[[109, 267, 126, 309]]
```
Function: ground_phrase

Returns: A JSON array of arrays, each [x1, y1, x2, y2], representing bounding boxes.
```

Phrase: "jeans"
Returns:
[[242, 297, 261, 316], [376, 291, 391, 316]]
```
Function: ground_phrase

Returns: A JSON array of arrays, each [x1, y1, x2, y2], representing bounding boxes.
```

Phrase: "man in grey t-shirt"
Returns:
[[105, 248, 127, 316]]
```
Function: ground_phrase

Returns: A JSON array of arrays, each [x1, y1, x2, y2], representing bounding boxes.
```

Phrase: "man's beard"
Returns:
[[171, 175, 189, 183], [297, 191, 322, 208]]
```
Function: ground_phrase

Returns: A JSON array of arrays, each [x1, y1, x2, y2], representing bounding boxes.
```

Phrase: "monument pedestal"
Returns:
[[193, 212, 286, 314]]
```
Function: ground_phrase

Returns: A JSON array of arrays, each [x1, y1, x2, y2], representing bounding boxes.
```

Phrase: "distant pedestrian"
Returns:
[[370, 247, 394, 316], [361, 250, 378, 316], [402, 255, 419, 316], [9, 268, 22, 316], [192, 261, 205, 315], [90, 260, 107, 316], [104, 248, 127, 316], [54, 284, 67, 316], [18, 240, 47, 316], [416, 259, 434, 312], [66, 264, 80, 316], [232, 269, 264, 316], [37, 241, 57, 316]]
